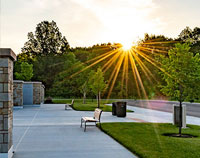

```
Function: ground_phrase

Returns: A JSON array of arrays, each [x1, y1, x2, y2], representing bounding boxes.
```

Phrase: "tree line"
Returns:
[[14, 20, 200, 103]]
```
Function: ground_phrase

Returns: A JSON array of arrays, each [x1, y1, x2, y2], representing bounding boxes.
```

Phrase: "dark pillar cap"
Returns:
[[0, 48, 17, 61]]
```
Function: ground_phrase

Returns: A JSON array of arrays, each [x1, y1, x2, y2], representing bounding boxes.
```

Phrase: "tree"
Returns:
[[80, 81, 89, 104], [22, 20, 69, 57], [15, 20, 70, 95], [160, 43, 200, 135], [179, 27, 200, 55], [89, 68, 107, 108], [15, 62, 33, 81]]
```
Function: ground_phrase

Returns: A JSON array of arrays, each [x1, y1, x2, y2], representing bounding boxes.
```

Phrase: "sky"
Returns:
[[1, 0, 200, 54]]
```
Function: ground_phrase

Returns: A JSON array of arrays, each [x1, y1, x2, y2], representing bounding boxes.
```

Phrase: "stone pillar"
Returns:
[[40, 84, 45, 103], [13, 80, 24, 107], [0, 49, 16, 158], [33, 82, 41, 104]]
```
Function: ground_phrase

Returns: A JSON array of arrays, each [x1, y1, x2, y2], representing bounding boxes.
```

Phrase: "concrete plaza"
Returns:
[[13, 103, 200, 158], [13, 104, 136, 158]]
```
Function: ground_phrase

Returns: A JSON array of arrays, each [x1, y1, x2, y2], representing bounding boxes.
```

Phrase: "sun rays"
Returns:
[[70, 40, 176, 99]]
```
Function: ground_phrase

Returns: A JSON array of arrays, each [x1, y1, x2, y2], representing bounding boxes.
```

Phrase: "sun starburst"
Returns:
[[68, 40, 176, 100], [121, 42, 133, 51]]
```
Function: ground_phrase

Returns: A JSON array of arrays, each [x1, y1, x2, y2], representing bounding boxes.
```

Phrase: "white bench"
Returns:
[[80, 108, 103, 132], [65, 99, 74, 110]]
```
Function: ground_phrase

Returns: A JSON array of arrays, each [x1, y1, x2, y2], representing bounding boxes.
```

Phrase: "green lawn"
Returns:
[[100, 123, 200, 158], [53, 99, 133, 112]]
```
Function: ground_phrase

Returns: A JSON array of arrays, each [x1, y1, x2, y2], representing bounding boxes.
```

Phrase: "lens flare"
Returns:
[[122, 41, 133, 51], [68, 40, 175, 100]]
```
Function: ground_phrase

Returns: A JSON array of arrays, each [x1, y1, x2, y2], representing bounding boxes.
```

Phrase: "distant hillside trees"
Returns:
[[14, 20, 200, 101]]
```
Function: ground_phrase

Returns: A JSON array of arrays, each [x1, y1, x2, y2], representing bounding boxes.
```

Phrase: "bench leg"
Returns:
[[80, 118, 83, 128], [84, 121, 87, 132]]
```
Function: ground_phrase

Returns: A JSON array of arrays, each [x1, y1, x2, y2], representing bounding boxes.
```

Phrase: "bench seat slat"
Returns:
[[82, 117, 98, 122]]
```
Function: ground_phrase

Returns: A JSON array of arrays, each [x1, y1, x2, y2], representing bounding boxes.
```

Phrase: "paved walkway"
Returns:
[[13, 104, 136, 158], [13, 103, 200, 158], [124, 105, 200, 125]]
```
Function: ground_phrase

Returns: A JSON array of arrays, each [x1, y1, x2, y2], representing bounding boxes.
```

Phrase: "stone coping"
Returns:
[[23, 81, 42, 84], [14, 81, 44, 86], [0, 48, 16, 61], [13, 80, 24, 83]]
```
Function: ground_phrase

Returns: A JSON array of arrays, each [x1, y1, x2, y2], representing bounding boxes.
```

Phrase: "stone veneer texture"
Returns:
[[0, 51, 15, 154], [41, 84, 45, 103], [13, 81, 23, 106], [33, 82, 42, 104]]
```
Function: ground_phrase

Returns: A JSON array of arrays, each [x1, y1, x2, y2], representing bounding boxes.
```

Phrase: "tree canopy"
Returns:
[[89, 68, 107, 107], [22, 20, 69, 57], [160, 43, 200, 102], [178, 26, 200, 55], [15, 62, 33, 81]]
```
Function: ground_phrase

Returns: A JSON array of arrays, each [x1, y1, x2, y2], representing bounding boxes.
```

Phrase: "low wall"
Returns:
[[13, 81, 45, 106]]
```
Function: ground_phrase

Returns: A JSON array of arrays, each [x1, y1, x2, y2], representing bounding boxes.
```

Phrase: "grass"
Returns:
[[52, 99, 133, 112], [100, 122, 200, 158]]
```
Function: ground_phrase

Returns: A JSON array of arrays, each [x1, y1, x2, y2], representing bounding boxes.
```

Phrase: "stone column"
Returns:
[[33, 82, 42, 104], [13, 80, 24, 107], [0, 49, 16, 158]]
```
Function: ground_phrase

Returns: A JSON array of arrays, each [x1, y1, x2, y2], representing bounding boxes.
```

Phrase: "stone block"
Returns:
[[3, 68, 8, 74], [0, 144, 8, 152], [4, 118, 8, 130], [0, 121, 3, 130], [0, 130, 7, 134], [0, 74, 9, 83], [0, 58, 8, 67], [0, 84, 3, 92], [3, 102, 9, 108], [0, 134, 3, 143], [3, 134, 8, 143], [0, 109, 8, 115], [0, 93, 11, 102], [3, 84, 10, 93]]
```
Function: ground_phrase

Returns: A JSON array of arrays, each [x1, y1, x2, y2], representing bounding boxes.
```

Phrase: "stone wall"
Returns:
[[0, 48, 16, 158], [14, 81, 45, 105], [13, 80, 23, 106]]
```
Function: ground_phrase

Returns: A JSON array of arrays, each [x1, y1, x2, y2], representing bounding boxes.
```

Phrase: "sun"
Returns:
[[121, 41, 133, 51]]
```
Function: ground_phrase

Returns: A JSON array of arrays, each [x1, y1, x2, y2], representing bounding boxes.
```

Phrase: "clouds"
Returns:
[[71, 0, 164, 43], [2, 0, 165, 54]]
